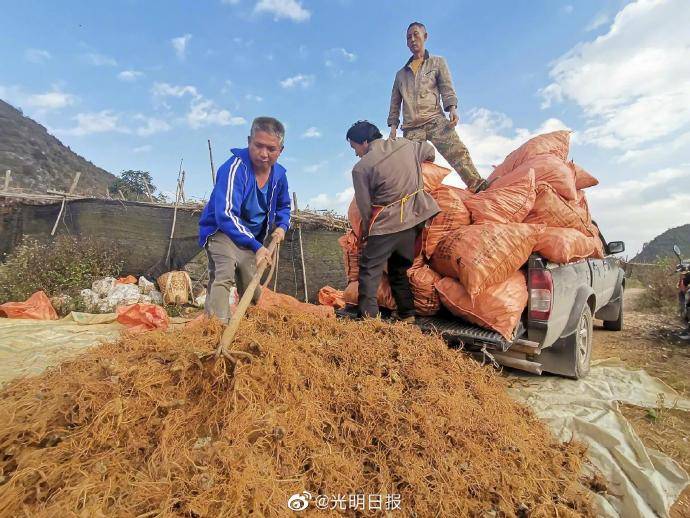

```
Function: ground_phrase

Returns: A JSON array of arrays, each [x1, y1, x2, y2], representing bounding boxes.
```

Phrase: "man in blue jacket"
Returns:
[[199, 116, 291, 323]]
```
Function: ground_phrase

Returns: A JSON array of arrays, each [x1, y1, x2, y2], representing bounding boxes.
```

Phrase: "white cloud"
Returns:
[[280, 73, 314, 88], [118, 70, 143, 82], [302, 127, 321, 138], [187, 98, 245, 128], [540, 0, 690, 152], [135, 115, 171, 136], [254, 0, 310, 22], [152, 82, 200, 99], [24, 48, 51, 63], [133, 145, 152, 153], [304, 160, 328, 173], [25, 90, 76, 110], [245, 94, 263, 102], [585, 12, 610, 31], [332, 47, 356, 62], [562, 4, 574, 14], [82, 52, 117, 66], [307, 186, 354, 215], [585, 167, 690, 255], [61, 111, 128, 136], [171, 34, 192, 60]]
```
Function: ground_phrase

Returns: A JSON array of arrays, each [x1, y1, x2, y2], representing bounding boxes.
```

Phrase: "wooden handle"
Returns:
[[215, 233, 282, 357]]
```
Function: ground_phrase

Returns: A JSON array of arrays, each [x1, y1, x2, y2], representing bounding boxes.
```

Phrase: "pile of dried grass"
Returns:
[[0, 308, 593, 516]]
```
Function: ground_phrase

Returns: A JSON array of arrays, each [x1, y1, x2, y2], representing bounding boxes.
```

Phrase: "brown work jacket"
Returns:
[[352, 138, 440, 239], [387, 50, 459, 130]]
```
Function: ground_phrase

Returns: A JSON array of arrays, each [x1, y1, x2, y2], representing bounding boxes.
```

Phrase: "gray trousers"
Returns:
[[205, 231, 261, 323]]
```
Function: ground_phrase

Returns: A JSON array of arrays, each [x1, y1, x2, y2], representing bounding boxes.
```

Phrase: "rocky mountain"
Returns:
[[633, 223, 690, 263], [0, 99, 115, 194]]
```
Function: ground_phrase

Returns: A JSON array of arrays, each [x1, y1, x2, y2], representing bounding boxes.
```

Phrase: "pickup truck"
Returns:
[[417, 230, 626, 379]]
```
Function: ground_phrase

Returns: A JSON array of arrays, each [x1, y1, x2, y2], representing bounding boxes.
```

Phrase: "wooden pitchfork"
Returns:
[[212, 232, 282, 361]]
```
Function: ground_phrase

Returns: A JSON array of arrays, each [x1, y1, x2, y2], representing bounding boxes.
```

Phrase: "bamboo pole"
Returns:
[[68, 171, 81, 194], [50, 197, 67, 236], [3, 170, 10, 191], [292, 192, 309, 302], [165, 163, 183, 268], [215, 233, 282, 358], [208, 139, 216, 186], [144, 182, 153, 202]]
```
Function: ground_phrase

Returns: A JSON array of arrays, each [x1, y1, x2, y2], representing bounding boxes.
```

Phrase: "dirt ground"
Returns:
[[592, 288, 690, 517]]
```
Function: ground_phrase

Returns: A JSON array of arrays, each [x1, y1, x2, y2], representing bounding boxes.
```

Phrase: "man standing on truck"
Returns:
[[198, 116, 291, 324], [387, 22, 489, 193], [346, 120, 440, 321]]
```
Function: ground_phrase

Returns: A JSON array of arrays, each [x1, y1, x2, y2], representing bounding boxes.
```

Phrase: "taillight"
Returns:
[[529, 269, 553, 320]]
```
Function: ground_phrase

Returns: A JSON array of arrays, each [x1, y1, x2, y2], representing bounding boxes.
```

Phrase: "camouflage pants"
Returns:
[[404, 116, 483, 190]]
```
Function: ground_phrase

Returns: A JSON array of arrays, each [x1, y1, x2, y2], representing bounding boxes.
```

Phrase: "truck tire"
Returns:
[[603, 301, 623, 331], [572, 304, 593, 379]]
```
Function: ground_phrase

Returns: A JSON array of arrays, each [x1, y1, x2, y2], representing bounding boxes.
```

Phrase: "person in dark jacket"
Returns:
[[347, 120, 440, 320], [198, 116, 291, 323]]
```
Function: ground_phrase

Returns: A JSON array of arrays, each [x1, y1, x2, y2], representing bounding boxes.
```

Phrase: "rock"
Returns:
[[92, 277, 116, 297], [138, 276, 155, 295]]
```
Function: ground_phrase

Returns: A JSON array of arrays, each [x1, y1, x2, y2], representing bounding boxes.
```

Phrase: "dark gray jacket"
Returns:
[[352, 138, 440, 239]]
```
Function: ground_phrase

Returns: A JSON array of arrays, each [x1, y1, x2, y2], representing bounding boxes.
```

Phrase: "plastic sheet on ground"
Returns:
[[507, 358, 690, 518], [0, 313, 123, 386]]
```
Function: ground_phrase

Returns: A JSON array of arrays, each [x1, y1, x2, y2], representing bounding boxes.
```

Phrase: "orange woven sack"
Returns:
[[338, 230, 361, 283], [0, 291, 58, 320], [317, 286, 346, 309], [422, 161, 452, 191], [259, 288, 335, 318], [488, 130, 570, 180], [430, 223, 543, 300], [525, 183, 593, 236], [347, 199, 362, 238], [465, 169, 535, 224], [435, 272, 528, 340], [116, 303, 170, 332], [574, 190, 592, 224], [490, 154, 577, 201], [407, 257, 442, 316], [343, 276, 397, 310], [423, 185, 471, 258], [588, 223, 606, 259], [570, 161, 599, 189], [534, 228, 595, 264]]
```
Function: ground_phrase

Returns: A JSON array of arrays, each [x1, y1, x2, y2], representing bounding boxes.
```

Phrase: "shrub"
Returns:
[[631, 258, 678, 313], [0, 236, 124, 307]]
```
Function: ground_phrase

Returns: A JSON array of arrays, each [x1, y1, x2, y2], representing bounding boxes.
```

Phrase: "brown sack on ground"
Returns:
[[488, 130, 570, 180], [489, 154, 577, 201], [570, 161, 599, 190], [435, 272, 528, 340], [338, 230, 361, 283], [259, 288, 335, 318], [343, 276, 397, 310], [347, 199, 362, 238], [430, 223, 543, 300], [407, 257, 443, 316], [465, 169, 536, 224], [534, 227, 595, 264], [525, 183, 593, 236], [317, 286, 346, 309], [423, 185, 471, 258]]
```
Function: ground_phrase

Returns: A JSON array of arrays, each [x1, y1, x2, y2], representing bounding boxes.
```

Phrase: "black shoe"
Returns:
[[335, 307, 362, 321]]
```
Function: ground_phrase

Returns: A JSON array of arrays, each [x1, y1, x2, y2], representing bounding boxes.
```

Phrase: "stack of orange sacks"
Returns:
[[319, 131, 601, 341]]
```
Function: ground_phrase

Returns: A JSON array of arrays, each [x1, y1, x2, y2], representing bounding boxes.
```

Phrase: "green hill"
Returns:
[[633, 224, 690, 263], [0, 99, 115, 194]]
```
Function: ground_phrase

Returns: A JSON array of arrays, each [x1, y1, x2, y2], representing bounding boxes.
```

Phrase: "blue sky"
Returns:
[[2, 0, 689, 256]]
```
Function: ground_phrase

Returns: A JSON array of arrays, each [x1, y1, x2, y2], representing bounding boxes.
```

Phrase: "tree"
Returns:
[[109, 170, 158, 200]]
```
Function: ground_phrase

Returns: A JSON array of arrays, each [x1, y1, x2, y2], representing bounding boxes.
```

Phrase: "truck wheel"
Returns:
[[573, 305, 593, 379], [603, 301, 623, 331]]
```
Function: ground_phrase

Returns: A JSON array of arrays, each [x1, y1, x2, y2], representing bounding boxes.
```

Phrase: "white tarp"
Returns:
[[508, 359, 690, 518]]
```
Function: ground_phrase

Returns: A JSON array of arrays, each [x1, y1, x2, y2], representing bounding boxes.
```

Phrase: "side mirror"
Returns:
[[673, 244, 682, 260], [608, 241, 625, 254]]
